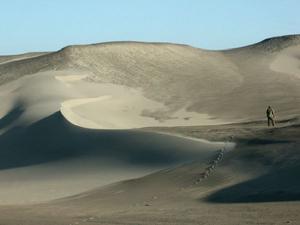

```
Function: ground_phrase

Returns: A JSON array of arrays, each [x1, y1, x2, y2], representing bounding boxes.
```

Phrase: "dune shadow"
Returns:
[[204, 165, 300, 203], [236, 138, 291, 146], [0, 106, 24, 129], [0, 112, 215, 170]]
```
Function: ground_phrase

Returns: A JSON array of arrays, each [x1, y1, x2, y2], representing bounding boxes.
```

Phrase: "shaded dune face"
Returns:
[[0, 35, 299, 207], [0, 111, 223, 170], [0, 60, 229, 205], [0, 110, 226, 204], [205, 165, 300, 203]]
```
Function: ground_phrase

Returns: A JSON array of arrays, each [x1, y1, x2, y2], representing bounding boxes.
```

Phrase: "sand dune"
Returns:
[[0, 52, 49, 65], [0, 71, 231, 204], [1, 36, 300, 122], [0, 111, 229, 204], [270, 44, 300, 78], [0, 35, 300, 224]]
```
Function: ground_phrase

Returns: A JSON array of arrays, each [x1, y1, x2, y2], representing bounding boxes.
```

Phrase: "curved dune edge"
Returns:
[[0, 71, 235, 204], [60, 95, 113, 129], [59, 97, 229, 130], [0, 109, 233, 204], [59, 94, 229, 130]]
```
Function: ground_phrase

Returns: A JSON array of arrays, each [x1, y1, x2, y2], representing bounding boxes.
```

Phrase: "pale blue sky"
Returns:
[[0, 0, 299, 55]]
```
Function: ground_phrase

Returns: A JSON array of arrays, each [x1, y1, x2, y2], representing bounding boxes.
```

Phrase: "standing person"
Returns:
[[266, 106, 275, 127]]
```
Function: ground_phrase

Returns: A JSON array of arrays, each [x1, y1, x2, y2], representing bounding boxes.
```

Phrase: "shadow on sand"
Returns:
[[204, 164, 300, 203], [0, 106, 24, 130], [0, 111, 217, 170]]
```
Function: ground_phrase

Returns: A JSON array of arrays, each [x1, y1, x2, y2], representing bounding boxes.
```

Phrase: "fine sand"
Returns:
[[0, 35, 299, 224], [0, 120, 299, 225]]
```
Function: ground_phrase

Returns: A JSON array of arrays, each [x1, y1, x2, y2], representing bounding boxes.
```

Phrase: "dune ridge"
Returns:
[[0, 35, 299, 224], [1, 35, 300, 123]]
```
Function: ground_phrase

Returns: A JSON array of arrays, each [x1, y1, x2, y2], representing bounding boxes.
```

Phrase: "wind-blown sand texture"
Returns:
[[0, 35, 299, 224]]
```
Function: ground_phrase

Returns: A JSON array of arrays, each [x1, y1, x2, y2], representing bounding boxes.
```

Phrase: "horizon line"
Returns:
[[1, 33, 299, 56]]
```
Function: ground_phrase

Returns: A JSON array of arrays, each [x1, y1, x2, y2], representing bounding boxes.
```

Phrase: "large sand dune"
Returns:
[[0, 111, 229, 204], [1, 35, 300, 122], [0, 69, 230, 205], [0, 35, 299, 224]]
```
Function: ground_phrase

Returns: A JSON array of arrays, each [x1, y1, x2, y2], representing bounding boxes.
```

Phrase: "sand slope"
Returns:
[[1, 35, 300, 122], [0, 121, 299, 224], [0, 35, 300, 224], [0, 110, 230, 204]]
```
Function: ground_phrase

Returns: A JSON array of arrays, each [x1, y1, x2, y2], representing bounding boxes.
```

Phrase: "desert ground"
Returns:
[[0, 35, 299, 224]]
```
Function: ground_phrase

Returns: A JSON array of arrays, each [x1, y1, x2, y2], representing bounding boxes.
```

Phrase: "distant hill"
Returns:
[[1, 35, 300, 121]]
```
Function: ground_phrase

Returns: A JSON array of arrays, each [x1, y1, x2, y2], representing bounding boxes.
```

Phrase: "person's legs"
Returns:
[[268, 117, 275, 127], [271, 117, 275, 127]]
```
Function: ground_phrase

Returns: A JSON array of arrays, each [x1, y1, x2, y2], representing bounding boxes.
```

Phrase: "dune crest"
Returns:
[[1, 35, 300, 122], [0, 36, 300, 224]]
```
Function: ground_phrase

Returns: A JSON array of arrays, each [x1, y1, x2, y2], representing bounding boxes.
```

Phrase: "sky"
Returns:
[[0, 0, 299, 55]]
